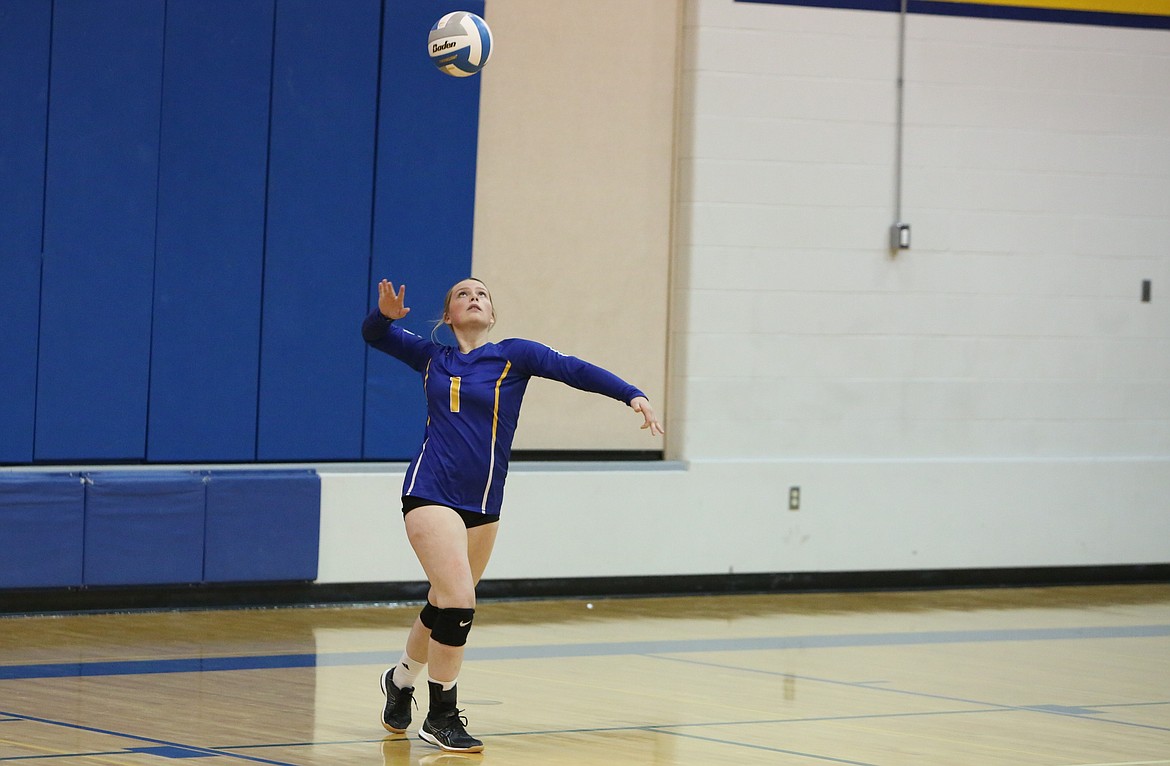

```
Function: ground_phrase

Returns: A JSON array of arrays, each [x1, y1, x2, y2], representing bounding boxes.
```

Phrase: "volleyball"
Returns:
[[428, 12, 493, 78]]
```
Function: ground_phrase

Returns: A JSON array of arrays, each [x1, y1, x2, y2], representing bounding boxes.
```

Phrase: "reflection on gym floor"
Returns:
[[0, 585, 1168, 765]]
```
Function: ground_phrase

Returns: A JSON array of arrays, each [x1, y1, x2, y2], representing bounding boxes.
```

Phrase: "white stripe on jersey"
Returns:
[[405, 438, 428, 497]]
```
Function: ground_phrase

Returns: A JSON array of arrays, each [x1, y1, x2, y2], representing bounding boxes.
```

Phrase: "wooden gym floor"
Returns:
[[0, 584, 1168, 765]]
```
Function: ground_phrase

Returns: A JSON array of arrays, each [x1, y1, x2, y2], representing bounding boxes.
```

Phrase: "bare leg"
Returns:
[[404, 612, 431, 665], [404, 506, 499, 680]]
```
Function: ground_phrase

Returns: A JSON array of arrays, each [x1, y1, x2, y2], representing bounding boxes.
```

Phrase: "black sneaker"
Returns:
[[419, 710, 484, 753], [380, 667, 415, 733]]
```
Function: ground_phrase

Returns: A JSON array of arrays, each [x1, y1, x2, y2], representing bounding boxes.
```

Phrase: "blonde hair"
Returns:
[[431, 277, 496, 341]]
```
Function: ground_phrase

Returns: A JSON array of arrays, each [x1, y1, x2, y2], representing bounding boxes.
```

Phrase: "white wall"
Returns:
[[471, 0, 678, 451], [317, 0, 1170, 585]]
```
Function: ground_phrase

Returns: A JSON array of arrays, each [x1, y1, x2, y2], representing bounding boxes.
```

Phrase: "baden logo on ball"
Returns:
[[428, 11, 493, 77]]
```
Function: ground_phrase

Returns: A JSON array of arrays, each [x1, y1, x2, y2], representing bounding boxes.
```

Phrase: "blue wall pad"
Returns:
[[363, 0, 483, 460], [257, 0, 380, 461], [0, 474, 85, 588], [147, 0, 274, 462], [2, 0, 485, 466], [83, 472, 206, 586], [0, 252, 41, 464], [0, 0, 50, 464], [36, 0, 165, 461], [0, 0, 50, 255], [203, 470, 321, 583]]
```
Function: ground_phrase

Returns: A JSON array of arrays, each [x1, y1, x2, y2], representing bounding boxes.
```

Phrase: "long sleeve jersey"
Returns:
[[362, 309, 646, 516]]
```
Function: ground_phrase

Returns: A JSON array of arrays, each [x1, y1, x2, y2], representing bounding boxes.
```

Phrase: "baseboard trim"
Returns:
[[2, 564, 1167, 616]]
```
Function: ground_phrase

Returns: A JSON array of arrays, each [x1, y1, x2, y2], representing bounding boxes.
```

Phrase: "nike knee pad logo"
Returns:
[[432, 607, 475, 646]]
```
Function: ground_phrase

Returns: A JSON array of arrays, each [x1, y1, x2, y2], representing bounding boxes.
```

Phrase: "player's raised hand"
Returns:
[[378, 279, 410, 320]]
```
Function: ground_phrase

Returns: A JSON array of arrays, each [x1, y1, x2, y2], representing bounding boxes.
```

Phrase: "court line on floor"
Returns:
[[212, 707, 1037, 766], [647, 653, 1170, 736], [1, 623, 1167, 681], [223, 728, 880, 766], [0, 710, 299, 765], [653, 728, 877, 766], [3, 625, 1164, 763], [0, 653, 320, 681], [217, 707, 1005, 750]]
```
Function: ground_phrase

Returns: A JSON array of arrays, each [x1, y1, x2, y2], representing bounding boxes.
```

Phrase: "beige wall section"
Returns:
[[472, 0, 679, 451]]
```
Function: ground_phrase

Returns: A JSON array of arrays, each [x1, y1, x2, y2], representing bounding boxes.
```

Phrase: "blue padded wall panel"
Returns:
[[203, 470, 320, 582], [83, 472, 205, 586], [363, 0, 483, 460], [0, 0, 50, 255], [0, 0, 50, 463], [36, 0, 165, 461], [257, 0, 380, 461], [147, 0, 274, 461], [0, 474, 85, 588]]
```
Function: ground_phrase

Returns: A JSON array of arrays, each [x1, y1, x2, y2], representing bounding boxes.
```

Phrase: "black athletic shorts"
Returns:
[[401, 495, 500, 528]]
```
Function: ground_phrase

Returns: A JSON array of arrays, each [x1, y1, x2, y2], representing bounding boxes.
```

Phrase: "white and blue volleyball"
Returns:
[[428, 11, 492, 77]]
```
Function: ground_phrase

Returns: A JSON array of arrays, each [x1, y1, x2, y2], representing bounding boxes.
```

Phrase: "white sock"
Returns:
[[393, 652, 425, 689], [429, 675, 457, 691]]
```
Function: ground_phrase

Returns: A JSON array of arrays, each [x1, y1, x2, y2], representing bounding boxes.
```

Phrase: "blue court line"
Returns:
[[460, 623, 1170, 661], [0, 719, 881, 766], [1, 624, 1163, 765], [222, 707, 1004, 751], [656, 729, 878, 766], [649, 654, 1170, 735], [0, 710, 297, 765], [1, 623, 1167, 681], [217, 710, 1020, 766], [0, 748, 209, 762], [0, 653, 320, 681]]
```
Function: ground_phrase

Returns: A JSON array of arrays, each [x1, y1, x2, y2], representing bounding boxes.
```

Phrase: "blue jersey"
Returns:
[[362, 310, 646, 516]]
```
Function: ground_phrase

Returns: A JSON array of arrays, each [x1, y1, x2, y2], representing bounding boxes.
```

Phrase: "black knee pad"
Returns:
[[431, 607, 475, 647], [419, 600, 440, 630]]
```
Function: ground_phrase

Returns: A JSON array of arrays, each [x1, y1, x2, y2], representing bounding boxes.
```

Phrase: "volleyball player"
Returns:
[[362, 277, 663, 752]]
